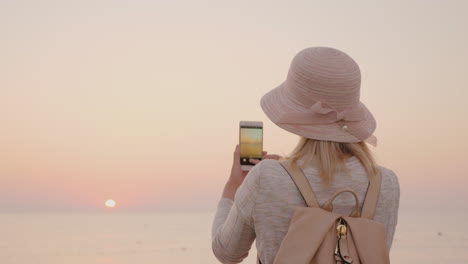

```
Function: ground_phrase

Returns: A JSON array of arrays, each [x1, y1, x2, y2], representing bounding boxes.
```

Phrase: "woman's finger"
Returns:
[[249, 158, 261, 164], [233, 144, 240, 161]]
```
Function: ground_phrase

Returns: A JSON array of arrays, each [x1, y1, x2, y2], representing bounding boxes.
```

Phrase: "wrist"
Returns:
[[226, 177, 242, 188], [222, 180, 240, 200]]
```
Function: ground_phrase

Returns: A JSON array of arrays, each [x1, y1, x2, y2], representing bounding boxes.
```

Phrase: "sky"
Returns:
[[1, 0, 467, 212]]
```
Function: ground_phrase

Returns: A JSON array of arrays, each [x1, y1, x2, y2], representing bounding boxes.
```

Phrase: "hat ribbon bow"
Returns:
[[275, 100, 366, 125]]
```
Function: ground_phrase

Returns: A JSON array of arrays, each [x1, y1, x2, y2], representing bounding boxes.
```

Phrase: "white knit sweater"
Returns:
[[211, 156, 400, 264]]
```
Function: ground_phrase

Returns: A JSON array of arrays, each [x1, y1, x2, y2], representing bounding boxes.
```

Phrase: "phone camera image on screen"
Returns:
[[239, 121, 263, 168]]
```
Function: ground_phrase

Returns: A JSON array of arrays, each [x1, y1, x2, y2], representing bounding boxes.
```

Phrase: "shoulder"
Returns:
[[378, 166, 400, 187], [255, 158, 288, 174], [377, 165, 401, 201], [238, 159, 286, 190], [234, 160, 268, 198], [240, 159, 279, 183]]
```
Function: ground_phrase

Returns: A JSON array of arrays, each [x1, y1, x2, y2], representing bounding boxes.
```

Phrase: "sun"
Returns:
[[105, 199, 116, 208]]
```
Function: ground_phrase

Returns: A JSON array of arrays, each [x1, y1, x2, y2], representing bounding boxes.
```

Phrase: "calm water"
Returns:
[[1, 210, 467, 263]]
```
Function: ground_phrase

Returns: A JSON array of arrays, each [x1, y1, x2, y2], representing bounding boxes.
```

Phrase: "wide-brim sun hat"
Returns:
[[260, 47, 378, 147]]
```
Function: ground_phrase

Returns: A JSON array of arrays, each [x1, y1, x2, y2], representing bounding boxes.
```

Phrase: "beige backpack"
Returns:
[[268, 159, 390, 264]]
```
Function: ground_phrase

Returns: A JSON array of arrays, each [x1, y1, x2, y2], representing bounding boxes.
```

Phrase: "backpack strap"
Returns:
[[280, 159, 383, 219], [279, 159, 319, 208], [360, 170, 382, 219]]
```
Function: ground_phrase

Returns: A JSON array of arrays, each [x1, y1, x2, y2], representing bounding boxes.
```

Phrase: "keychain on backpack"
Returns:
[[334, 217, 353, 264]]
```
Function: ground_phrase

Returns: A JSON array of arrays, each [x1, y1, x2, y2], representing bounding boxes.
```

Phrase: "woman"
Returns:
[[211, 47, 400, 264]]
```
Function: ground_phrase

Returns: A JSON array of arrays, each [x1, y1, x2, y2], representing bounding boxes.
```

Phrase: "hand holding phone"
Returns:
[[239, 121, 263, 171]]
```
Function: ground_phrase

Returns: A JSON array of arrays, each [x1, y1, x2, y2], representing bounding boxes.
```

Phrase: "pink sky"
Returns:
[[1, 0, 467, 212]]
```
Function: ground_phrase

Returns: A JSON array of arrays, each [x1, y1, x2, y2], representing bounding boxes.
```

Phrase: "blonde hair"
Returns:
[[281, 136, 380, 184]]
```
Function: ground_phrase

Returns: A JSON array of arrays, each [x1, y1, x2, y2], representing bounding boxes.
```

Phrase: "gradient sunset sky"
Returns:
[[1, 0, 467, 212]]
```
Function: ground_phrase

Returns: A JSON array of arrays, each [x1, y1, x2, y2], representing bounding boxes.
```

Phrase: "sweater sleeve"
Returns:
[[384, 169, 400, 251], [211, 162, 262, 263]]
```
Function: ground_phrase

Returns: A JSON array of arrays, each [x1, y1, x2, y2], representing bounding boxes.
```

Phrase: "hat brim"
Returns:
[[260, 81, 377, 144]]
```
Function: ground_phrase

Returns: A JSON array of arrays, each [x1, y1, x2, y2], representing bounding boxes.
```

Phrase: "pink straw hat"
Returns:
[[260, 47, 378, 147]]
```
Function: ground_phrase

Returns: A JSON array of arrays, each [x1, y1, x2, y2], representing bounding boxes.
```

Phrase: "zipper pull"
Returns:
[[334, 237, 343, 263], [335, 218, 353, 264], [336, 218, 347, 238]]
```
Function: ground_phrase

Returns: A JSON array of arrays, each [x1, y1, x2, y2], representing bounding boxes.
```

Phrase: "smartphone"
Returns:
[[239, 121, 263, 171]]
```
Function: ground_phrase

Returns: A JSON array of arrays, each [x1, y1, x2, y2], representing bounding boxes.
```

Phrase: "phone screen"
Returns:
[[239, 126, 263, 166]]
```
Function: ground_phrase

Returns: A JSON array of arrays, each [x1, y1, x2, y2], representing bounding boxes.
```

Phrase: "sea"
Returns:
[[1, 209, 467, 264]]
